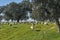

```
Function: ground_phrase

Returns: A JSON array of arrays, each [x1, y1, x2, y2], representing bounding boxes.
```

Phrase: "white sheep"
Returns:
[[30, 23, 34, 30]]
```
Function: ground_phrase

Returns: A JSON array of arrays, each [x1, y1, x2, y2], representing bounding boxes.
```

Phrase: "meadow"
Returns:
[[0, 22, 60, 40]]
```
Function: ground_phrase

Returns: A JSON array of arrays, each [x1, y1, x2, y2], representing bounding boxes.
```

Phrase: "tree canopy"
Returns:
[[32, 0, 60, 32]]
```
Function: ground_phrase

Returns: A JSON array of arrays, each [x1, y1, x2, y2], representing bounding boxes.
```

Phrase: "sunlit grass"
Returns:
[[0, 23, 60, 40]]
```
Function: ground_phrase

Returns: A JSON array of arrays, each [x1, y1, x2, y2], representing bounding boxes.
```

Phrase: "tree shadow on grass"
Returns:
[[35, 29, 41, 32]]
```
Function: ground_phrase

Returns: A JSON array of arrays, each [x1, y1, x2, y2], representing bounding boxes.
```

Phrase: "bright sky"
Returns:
[[0, 0, 22, 6]]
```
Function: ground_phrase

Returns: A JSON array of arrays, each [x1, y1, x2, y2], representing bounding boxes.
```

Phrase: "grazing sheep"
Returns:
[[44, 22, 48, 25], [9, 22, 13, 26], [53, 23, 56, 25]]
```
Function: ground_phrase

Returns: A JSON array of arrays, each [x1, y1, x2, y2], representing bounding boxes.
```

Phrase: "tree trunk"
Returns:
[[55, 18, 60, 33], [17, 19, 19, 23], [11, 19, 13, 22]]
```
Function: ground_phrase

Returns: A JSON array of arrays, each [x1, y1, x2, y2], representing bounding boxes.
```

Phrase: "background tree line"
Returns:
[[0, 0, 32, 22]]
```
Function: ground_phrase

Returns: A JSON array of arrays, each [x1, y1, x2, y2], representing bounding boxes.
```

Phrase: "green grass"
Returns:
[[0, 23, 60, 40]]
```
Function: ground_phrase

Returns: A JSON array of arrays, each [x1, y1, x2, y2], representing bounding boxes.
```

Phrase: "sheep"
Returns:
[[30, 23, 35, 30]]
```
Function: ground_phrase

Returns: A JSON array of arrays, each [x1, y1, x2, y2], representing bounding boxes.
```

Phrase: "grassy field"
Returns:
[[0, 23, 60, 40]]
